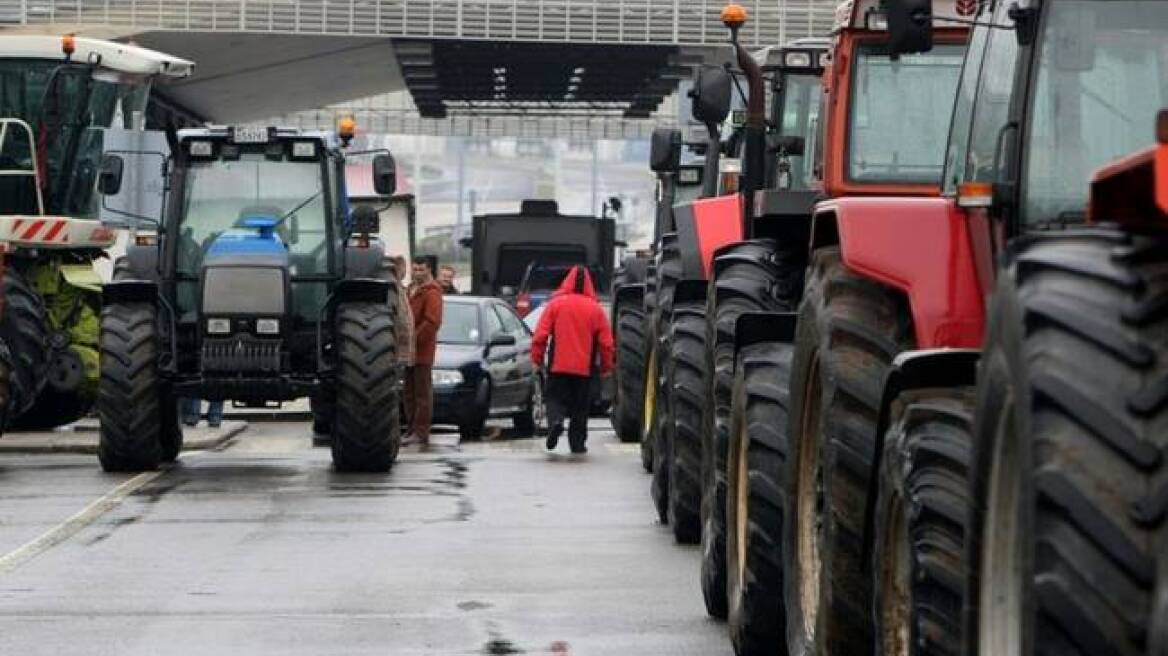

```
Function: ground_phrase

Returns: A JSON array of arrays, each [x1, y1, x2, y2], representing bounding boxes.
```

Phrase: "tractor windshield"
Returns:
[[0, 59, 150, 217], [848, 43, 965, 184], [776, 72, 822, 190], [176, 153, 330, 277], [1022, 0, 1168, 225]]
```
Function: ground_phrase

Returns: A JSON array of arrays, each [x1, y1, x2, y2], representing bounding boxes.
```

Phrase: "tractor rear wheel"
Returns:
[[873, 388, 973, 656], [784, 247, 914, 655], [666, 300, 706, 544], [726, 339, 793, 655], [97, 302, 165, 472], [966, 231, 1168, 656], [0, 341, 12, 431], [650, 233, 682, 521], [614, 301, 648, 443], [709, 238, 805, 622], [330, 302, 400, 473], [0, 267, 49, 418]]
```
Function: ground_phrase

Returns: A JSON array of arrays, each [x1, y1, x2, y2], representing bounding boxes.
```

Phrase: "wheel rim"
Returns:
[[533, 377, 546, 432], [880, 493, 912, 656], [796, 352, 825, 641], [642, 347, 657, 441], [734, 410, 750, 587], [978, 393, 1024, 656]]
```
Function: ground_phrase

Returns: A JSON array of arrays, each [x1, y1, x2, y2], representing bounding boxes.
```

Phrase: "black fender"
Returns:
[[671, 279, 708, 309], [733, 311, 797, 360], [333, 278, 392, 305], [344, 241, 388, 280], [862, 348, 982, 558], [103, 280, 158, 305], [124, 243, 160, 282], [614, 283, 645, 311]]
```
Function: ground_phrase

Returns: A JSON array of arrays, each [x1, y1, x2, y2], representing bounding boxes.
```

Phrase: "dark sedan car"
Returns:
[[432, 296, 546, 441]]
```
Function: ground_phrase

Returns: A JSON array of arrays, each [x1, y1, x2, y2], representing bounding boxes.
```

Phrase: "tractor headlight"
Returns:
[[207, 318, 231, 334], [784, 51, 812, 68], [255, 318, 280, 335], [432, 369, 464, 386]]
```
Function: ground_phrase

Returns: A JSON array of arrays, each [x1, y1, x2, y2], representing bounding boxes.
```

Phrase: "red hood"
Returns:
[[555, 265, 598, 299]]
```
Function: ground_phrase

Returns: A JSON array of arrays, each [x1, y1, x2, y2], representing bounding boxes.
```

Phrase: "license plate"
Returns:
[[232, 126, 270, 144]]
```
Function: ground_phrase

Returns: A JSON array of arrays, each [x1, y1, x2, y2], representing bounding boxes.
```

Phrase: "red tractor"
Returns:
[[853, 1, 1168, 654], [710, 1, 969, 654]]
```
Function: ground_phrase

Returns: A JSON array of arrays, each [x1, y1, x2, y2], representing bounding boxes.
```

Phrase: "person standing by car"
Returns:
[[390, 255, 415, 369], [438, 265, 459, 295], [531, 265, 614, 454], [405, 256, 443, 448]]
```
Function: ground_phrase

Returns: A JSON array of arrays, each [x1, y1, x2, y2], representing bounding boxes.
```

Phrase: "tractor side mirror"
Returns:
[[98, 154, 124, 196], [372, 154, 396, 196], [773, 135, 806, 157], [650, 128, 683, 173], [351, 205, 380, 235], [886, 0, 934, 56], [689, 66, 733, 126]]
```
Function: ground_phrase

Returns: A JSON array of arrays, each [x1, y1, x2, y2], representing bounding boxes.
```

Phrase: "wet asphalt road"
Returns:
[[0, 420, 732, 655]]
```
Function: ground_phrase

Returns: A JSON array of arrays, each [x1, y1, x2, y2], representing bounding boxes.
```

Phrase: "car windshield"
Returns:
[[848, 43, 965, 184], [176, 152, 329, 276], [438, 302, 482, 344], [1023, 0, 1168, 225], [525, 267, 570, 291]]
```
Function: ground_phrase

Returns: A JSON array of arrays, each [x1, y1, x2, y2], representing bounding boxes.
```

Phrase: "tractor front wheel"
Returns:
[[330, 302, 400, 473], [97, 302, 165, 472]]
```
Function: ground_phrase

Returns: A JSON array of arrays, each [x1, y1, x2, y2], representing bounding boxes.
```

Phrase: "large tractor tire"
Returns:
[[0, 341, 12, 431], [710, 238, 805, 623], [97, 302, 166, 472], [310, 393, 335, 440], [650, 234, 682, 522], [784, 247, 914, 655], [666, 299, 706, 544], [330, 302, 400, 473], [0, 268, 49, 418], [640, 259, 659, 472], [872, 388, 973, 656], [966, 231, 1167, 656], [614, 302, 648, 443], [726, 339, 794, 654]]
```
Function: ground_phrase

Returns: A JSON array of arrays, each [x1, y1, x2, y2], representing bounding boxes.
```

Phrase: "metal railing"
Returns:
[[5, 0, 837, 47]]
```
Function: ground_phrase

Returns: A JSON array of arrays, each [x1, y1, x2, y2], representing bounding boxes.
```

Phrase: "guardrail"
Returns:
[[5, 0, 835, 48]]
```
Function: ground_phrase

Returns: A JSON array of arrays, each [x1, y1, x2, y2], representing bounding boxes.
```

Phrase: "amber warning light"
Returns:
[[61, 34, 76, 57], [721, 4, 748, 27], [338, 117, 356, 147]]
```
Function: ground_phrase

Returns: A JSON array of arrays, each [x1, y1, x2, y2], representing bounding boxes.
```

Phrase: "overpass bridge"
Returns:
[[3, 0, 836, 136]]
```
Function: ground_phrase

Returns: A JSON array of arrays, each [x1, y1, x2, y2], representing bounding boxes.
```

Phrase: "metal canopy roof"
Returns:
[[395, 39, 688, 120]]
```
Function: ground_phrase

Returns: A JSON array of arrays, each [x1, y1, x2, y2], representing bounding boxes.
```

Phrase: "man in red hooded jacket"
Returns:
[[531, 265, 614, 454]]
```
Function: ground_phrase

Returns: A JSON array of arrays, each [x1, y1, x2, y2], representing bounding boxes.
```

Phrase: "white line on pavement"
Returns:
[[0, 469, 165, 577]]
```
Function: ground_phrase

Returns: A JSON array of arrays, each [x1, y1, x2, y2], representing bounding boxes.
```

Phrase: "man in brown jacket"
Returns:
[[405, 256, 443, 448]]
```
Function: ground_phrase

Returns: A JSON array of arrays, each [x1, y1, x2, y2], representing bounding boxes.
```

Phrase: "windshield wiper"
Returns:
[[278, 191, 322, 225]]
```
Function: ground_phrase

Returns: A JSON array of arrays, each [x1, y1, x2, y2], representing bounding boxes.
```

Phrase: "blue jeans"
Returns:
[[182, 399, 224, 426]]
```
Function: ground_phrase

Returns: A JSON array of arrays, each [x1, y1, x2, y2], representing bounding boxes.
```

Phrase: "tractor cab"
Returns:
[[819, 0, 969, 197]]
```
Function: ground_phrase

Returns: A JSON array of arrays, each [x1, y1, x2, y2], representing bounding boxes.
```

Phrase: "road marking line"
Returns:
[[0, 469, 164, 577]]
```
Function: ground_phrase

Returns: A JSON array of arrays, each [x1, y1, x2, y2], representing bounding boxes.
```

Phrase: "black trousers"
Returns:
[[546, 373, 591, 451]]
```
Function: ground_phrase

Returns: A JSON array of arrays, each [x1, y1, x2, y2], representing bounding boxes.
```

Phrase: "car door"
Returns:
[[481, 304, 513, 411], [493, 303, 535, 406]]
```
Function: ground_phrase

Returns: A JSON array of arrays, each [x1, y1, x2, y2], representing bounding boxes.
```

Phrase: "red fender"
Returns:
[[819, 197, 986, 349], [674, 195, 743, 280]]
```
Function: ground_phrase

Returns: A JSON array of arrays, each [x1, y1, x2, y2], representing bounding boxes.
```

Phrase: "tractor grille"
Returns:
[[201, 338, 282, 374]]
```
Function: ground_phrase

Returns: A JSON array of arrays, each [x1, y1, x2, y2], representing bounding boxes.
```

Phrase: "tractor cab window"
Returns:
[[176, 150, 330, 277], [848, 42, 965, 184], [775, 72, 822, 190], [0, 60, 148, 217], [1022, 0, 1168, 226]]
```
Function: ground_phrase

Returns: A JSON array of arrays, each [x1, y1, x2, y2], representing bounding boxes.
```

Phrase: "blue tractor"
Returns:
[[97, 125, 400, 472]]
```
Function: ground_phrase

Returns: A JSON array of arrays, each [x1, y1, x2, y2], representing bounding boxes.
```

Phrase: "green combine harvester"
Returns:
[[0, 34, 193, 430]]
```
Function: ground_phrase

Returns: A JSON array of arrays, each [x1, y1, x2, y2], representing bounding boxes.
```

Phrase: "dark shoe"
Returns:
[[208, 419, 222, 429], [570, 444, 588, 455], [546, 423, 564, 450]]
